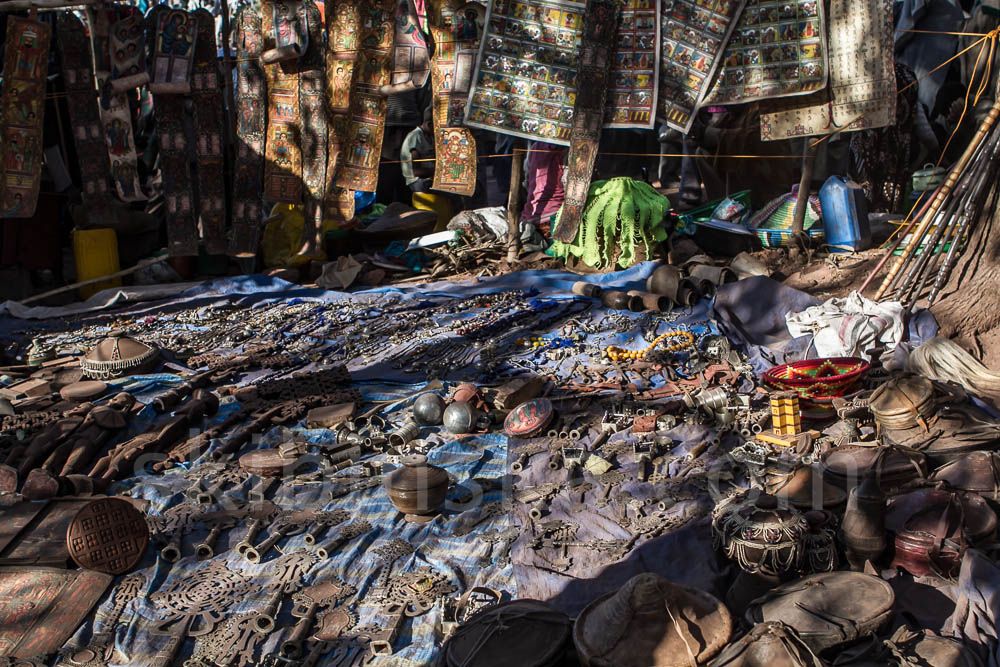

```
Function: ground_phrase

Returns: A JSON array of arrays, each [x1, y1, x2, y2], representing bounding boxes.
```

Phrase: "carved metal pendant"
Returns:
[[151, 561, 253, 636], [369, 567, 457, 615], [185, 612, 264, 667]]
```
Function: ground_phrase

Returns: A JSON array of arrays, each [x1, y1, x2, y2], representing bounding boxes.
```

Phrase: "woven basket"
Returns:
[[763, 357, 870, 400], [749, 190, 824, 248]]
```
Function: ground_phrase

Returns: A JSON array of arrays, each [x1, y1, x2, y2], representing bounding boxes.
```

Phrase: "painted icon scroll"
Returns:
[[656, 0, 745, 134], [759, 0, 895, 141], [429, 0, 485, 195], [701, 0, 828, 107], [605, 0, 660, 129], [0, 17, 50, 219], [464, 0, 586, 146]]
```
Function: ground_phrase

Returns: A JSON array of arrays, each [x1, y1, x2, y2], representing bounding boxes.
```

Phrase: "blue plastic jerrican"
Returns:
[[820, 176, 871, 253]]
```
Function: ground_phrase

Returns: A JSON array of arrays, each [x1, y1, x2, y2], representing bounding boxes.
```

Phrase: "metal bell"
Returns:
[[443, 402, 486, 434], [413, 392, 446, 426]]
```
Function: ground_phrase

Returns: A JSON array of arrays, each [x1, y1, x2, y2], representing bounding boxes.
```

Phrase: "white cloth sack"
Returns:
[[785, 291, 904, 360]]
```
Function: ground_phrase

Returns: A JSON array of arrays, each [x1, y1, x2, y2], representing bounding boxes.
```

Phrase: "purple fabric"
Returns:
[[521, 142, 566, 225], [943, 549, 1000, 667], [712, 276, 819, 375], [510, 423, 728, 617]]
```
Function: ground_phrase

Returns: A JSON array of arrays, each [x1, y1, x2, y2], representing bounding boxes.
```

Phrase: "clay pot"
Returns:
[[385, 454, 449, 522], [840, 472, 886, 571]]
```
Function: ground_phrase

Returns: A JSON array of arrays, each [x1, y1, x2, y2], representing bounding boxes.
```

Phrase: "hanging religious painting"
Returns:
[[90, 7, 145, 203], [335, 0, 396, 192], [323, 0, 359, 223], [604, 0, 660, 129], [297, 0, 329, 255], [109, 12, 149, 93], [464, 0, 587, 145], [190, 9, 227, 255], [263, 0, 304, 203], [553, 0, 619, 242], [380, 0, 431, 94], [0, 17, 50, 219], [430, 0, 484, 125], [149, 8, 198, 94], [57, 13, 113, 220], [760, 0, 895, 140], [428, 0, 484, 195], [262, 0, 309, 63], [701, 0, 828, 106], [156, 95, 200, 256], [230, 10, 268, 257], [656, 0, 745, 133]]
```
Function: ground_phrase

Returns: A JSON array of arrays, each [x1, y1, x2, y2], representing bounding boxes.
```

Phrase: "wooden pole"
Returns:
[[506, 144, 524, 263], [17, 256, 169, 305], [790, 139, 816, 238], [876, 97, 1000, 299]]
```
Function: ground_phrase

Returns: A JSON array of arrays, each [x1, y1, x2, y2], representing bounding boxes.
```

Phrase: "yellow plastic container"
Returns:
[[72, 228, 121, 299], [412, 191, 454, 232]]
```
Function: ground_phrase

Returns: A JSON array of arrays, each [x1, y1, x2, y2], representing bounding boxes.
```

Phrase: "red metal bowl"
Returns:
[[504, 398, 555, 438]]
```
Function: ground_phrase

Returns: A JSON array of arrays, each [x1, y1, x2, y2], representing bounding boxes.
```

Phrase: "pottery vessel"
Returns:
[[385, 454, 449, 522]]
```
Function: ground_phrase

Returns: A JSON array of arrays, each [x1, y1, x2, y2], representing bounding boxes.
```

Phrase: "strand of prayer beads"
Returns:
[[602, 330, 696, 362]]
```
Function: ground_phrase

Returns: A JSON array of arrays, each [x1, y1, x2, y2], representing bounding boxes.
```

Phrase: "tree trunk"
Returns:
[[930, 191, 1000, 353]]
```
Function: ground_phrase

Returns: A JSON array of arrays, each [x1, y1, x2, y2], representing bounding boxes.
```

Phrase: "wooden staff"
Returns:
[[506, 144, 524, 262], [876, 94, 1000, 299], [790, 140, 816, 238]]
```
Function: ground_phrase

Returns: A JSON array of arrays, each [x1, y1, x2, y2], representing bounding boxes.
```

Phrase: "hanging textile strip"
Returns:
[[190, 9, 228, 255], [759, 0, 895, 140], [262, 0, 309, 64], [90, 7, 145, 203], [656, 0, 745, 134], [323, 0, 359, 224], [430, 1, 484, 126], [263, 0, 304, 203], [297, 0, 329, 255], [605, 0, 660, 129], [230, 11, 268, 257], [109, 12, 149, 93], [149, 8, 198, 95], [381, 0, 431, 95], [428, 0, 484, 196], [56, 13, 113, 219], [464, 0, 587, 145], [0, 16, 50, 219], [335, 0, 396, 192], [701, 0, 828, 107], [156, 95, 200, 256], [552, 0, 620, 243]]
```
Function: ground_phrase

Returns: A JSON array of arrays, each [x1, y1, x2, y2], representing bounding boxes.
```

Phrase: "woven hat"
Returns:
[[762, 464, 847, 510], [931, 451, 1000, 499], [708, 621, 824, 667], [80, 335, 159, 380], [439, 599, 572, 667], [869, 374, 935, 430], [745, 572, 894, 652], [574, 573, 732, 667]]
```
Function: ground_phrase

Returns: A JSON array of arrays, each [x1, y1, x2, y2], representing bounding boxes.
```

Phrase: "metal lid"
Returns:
[[66, 497, 150, 574], [386, 454, 449, 493]]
